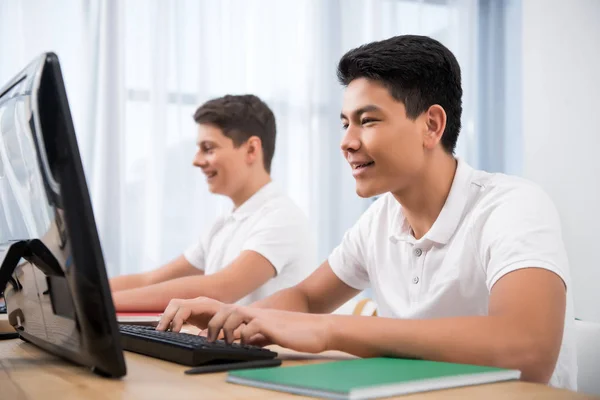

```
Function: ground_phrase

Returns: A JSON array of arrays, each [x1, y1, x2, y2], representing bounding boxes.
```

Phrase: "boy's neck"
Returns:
[[392, 154, 458, 240], [230, 171, 272, 209]]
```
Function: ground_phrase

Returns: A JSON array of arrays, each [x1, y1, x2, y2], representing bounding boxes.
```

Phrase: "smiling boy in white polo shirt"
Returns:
[[110, 95, 315, 311], [156, 36, 576, 389]]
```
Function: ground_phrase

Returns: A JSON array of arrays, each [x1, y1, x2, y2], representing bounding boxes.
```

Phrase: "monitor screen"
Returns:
[[0, 53, 126, 378]]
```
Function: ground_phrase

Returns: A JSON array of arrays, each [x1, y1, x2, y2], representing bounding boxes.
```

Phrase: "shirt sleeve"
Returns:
[[241, 205, 311, 275], [477, 184, 570, 291], [327, 200, 382, 290], [183, 216, 225, 271], [183, 240, 206, 271]]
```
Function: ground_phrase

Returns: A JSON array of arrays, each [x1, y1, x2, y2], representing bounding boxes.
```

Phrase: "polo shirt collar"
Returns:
[[392, 158, 474, 245], [230, 181, 279, 221]]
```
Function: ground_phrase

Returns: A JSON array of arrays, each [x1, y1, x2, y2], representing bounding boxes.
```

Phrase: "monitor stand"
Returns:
[[1, 239, 65, 293], [0, 241, 28, 297], [0, 241, 27, 340], [0, 240, 65, 339]]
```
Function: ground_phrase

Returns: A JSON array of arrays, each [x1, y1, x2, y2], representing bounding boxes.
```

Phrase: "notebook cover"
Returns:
[[227, 357, 520, 399]]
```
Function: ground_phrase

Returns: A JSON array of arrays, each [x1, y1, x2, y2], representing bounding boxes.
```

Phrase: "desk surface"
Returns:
[[0, 320, 594, 400], [0, 313, 14, 334]]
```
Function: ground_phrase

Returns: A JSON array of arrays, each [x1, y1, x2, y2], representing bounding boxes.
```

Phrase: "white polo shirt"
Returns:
[[184, 182, 316, 306], [328, 159, 577, 390]]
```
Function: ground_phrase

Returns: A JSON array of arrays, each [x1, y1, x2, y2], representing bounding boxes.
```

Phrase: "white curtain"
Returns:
[[0, 0, 480, 278]]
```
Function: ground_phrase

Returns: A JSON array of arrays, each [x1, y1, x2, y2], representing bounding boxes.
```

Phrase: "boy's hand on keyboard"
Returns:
[[156, 297, 223, 332], [199, 326, 245, 341], [207, 306, 330, 354]]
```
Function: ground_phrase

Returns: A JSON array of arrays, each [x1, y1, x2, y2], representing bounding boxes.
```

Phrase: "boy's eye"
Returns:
[[341, 123, 349, 130], [361, 118, 377, 125]]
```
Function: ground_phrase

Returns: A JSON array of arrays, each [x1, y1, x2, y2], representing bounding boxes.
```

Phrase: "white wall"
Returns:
[[522, 0, 600, 322]]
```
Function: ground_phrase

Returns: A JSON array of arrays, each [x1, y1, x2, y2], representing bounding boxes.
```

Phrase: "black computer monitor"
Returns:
[[0, 53, 126, 377]]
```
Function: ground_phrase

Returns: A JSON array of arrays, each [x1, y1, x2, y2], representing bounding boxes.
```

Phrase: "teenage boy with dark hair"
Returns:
[[156, 37, 576, 389]]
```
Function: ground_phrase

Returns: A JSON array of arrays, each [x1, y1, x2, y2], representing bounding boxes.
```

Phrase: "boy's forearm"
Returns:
[[113, 275, 225, 312], [109, 273, 151, 292], [252, 287, 312, 313], [110, 255, 202, 293], [325, 315, 558, 384]]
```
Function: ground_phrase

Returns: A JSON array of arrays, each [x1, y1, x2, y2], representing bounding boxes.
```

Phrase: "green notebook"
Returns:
[[227, 357, 521, 399]]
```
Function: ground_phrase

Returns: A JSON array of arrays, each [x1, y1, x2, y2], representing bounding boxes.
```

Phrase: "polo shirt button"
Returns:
[[412, 276, 419, 284], [413, 248, 423, 257]]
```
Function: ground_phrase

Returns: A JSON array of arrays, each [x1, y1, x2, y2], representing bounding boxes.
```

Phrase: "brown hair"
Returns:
[[193, 94, 276, 172]]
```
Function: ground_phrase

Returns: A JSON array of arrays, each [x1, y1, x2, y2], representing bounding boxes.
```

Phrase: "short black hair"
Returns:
[[337, 35, 462, 154], [193, 94, 276, 172]]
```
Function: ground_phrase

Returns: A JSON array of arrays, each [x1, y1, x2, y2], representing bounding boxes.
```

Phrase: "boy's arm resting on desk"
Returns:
[[113, 250, 276, 312], [325, 267, 565, 384], [204, 266, 565, 385], [109, 255, 203, 292], [156, 260, 359, 331]]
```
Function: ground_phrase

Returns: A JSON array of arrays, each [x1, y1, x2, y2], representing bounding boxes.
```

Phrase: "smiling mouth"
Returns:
[[205, 171, 217, 179], [353, 161, 375, 170]]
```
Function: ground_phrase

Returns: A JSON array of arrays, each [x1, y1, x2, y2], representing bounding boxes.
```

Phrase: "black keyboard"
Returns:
[[119, 324, 277, 366]]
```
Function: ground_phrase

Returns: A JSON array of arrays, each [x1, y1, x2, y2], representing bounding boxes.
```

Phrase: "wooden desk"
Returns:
[[0, 332, 594, 400], [0, 313, 15, 334]]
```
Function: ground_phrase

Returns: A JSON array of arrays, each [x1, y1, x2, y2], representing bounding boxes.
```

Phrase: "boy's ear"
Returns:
[[246, 136, 262, 165], [423, 104, 447, 150]]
